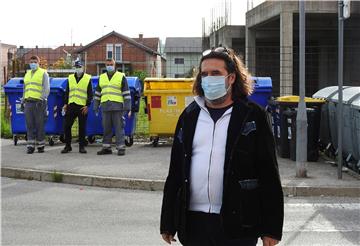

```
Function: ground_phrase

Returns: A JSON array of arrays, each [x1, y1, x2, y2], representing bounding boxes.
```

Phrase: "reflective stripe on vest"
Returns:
[[99, 71, 124, 103], [24, 68, 45, 100], [68, 73, 91, 106]]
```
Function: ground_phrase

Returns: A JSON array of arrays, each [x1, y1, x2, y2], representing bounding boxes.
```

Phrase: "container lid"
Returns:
[[126, 77, 142, 91], [3, 78, 24, 90], [50, 78, 67, 91], [330, 87, 360, 104], [276, 95, 325, 103], [312, 86, 348, 99], [144, 77, 194, 82], [252, 77, 272, 89], [351, 97, 360, 110]]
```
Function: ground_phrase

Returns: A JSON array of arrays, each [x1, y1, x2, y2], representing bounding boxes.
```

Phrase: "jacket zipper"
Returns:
[[207, 122, 216, 213], [207, 110, 231, 213]]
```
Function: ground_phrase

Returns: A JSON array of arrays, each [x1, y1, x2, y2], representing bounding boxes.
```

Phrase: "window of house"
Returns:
[[115, 44, 122, 62], [174, 58, 184, 64], [106, 44, 113, 59], [174, 73, 185, 78]]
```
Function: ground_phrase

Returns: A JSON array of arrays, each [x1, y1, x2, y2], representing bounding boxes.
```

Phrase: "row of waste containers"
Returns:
[[4, 76, 142, 146], [5, 74, 359, 168], [143, 77, 272, 146], [4, 76, 273, 147], [313, 86, 360, 168], [268, 86, 360, 170]]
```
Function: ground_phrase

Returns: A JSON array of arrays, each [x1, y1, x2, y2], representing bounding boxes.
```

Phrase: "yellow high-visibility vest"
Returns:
[[24, 68, 45, 100], [99, 71, 124, 103], [68, 73, 91, 106]]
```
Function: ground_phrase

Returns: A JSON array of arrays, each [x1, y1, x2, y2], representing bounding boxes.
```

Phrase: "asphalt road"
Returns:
[[2, 178, 360, 246]]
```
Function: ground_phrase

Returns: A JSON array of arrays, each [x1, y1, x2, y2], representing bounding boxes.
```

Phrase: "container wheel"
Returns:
[[14, 135, 18, 146], [49, 137, 55, 146], [125, 136, 134, 147], [88, 135, 95, 144], [152, 137, 159, 147]]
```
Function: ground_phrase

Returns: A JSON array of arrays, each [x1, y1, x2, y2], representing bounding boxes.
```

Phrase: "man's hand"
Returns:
[[63, 104, 67, 113], [161, 233, 176, 245], [262, 236, 279, 246], [81, 106, 88, 115], [128, 111, 132, 118]]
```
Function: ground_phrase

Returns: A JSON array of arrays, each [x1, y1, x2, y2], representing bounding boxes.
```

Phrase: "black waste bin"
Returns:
[[284, 108, 321, 162], [269, 96, 325, 159]]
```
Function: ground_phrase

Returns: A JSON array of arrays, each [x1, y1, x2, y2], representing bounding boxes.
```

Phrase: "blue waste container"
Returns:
[[248, 77, 272, 108], [86, 76, 141, 147], [4, 77, 67, 145], [86, 76, 103, 143], [124, 77, 142, 146], [4, 78, 27, 145], [46, 78, 67, 145]]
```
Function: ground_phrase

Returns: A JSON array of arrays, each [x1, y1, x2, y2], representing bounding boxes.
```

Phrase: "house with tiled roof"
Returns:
[[75, 31, 165, 76], [23, 45, 81, 67]]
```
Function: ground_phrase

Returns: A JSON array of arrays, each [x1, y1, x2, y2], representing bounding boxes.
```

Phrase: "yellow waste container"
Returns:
[[143, 78, 195, 146]]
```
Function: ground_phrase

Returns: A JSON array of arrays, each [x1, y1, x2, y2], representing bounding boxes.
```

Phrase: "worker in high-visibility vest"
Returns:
[[21, 55, 50, 154], [61, 60, 93, 154], [94, 58, 131, 156]]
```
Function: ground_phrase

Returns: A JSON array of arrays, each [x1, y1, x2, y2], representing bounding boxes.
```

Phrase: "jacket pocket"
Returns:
[[238, 179, 259, 190], [241, 121, 256, 136], [238, 179, 261, 227]]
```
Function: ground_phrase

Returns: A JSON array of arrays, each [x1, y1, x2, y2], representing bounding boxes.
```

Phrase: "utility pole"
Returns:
[[296, 0, 307, 178], [337, 0, 350, 179]]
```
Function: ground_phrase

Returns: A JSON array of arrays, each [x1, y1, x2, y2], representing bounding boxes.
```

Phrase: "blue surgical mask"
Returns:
[[201, 75, 231, 101], [29, 63, 38, 70], [106, 66, 115, 72], [75, 67, 84, 75]]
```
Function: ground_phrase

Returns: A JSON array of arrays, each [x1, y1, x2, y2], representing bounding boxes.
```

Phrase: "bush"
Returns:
[[1, 108, 12, 139]]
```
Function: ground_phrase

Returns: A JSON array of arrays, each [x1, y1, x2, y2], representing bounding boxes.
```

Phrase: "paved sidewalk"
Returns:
[[1, 139, 359, 196]]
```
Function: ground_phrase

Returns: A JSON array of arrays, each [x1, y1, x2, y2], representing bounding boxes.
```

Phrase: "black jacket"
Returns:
[[160, 98, 284, 244]]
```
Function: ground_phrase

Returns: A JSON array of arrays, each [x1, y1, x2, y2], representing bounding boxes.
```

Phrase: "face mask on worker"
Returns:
[[29, 63, 38, 70], [201, 75, 231, 101], [106, 65, 115, 72], [75, 67, 83, 76]]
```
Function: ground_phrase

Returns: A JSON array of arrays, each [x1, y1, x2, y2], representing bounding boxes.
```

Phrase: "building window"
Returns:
[[106, 44, 113, 59], [115, 44, 122, 62], [174, 73, 184, 78], [174, 58, 184, 64]]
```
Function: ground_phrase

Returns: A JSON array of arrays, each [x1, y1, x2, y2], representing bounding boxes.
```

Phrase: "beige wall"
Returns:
[[0, 43, 17, 84]]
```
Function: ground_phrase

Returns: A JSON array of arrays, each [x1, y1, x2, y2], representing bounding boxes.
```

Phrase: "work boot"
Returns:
[[37, 146, 45, 153], [79, 146, 87, 154], [27, 147, 35, 154], [117, 148, 125, 156], [61, 146, 72, 154], [97, 148, 112, 155]]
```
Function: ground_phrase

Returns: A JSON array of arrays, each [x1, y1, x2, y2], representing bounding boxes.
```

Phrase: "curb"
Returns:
[[1, 167, 164, 191], [2, 167, 360, 197]]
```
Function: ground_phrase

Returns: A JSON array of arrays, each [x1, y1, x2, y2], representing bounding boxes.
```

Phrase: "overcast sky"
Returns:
[[0, 0, 264, 48]]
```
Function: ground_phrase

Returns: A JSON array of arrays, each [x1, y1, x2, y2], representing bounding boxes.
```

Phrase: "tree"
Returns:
[[53, 57, 72, 69], [39, 56, 48, 69]]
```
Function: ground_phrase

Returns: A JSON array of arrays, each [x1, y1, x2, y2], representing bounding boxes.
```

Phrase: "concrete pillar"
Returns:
[[280, 12, 293, 95], [246, 27, 256, 74]]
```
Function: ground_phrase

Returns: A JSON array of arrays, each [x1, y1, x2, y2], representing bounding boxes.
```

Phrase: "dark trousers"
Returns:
[[185, 211, 258, 246], [63, 103, 87, 148]]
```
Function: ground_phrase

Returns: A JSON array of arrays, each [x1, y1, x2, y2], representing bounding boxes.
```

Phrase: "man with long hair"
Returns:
[[160, 47, 284, 246]]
